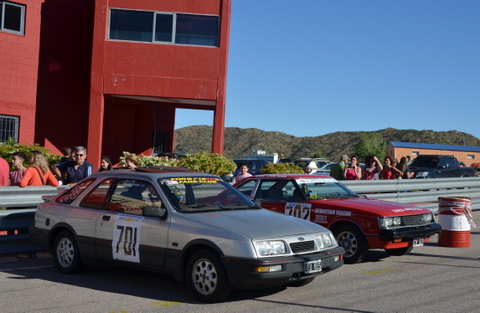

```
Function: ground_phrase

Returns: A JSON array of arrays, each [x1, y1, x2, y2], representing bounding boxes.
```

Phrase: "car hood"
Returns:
[[188, 208, 327, 239], [310, 197, 431, 216]]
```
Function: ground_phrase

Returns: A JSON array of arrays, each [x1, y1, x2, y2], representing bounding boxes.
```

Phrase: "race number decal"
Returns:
[[285, 203, 312, 220], [112, 214, 144, 263]]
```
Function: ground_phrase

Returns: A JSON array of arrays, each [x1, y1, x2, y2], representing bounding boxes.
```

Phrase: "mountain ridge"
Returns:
[[174, 126, 480, 160]]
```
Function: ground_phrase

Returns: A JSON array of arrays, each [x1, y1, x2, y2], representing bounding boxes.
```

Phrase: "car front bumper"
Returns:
[[379, 223, 442, 241], [222, 246, 345, 289]]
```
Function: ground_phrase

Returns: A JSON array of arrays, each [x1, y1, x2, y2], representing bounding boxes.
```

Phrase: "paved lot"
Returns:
[[1, 211, 479, 313]]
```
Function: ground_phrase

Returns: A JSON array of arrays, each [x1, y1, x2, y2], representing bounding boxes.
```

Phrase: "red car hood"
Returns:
[[309, 197, 430, 217]]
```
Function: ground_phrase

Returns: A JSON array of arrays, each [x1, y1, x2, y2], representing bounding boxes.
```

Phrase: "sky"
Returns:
[[175, 0, 480, 140]]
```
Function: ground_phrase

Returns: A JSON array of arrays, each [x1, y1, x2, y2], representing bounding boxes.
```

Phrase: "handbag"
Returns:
[[33, 167, 46, 186]]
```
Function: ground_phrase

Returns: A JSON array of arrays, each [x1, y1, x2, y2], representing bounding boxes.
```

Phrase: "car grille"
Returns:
[[402, 214, 430, 226], [290, 240, 315, 253]]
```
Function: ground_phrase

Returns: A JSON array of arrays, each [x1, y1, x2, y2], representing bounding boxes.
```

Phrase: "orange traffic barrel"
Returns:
[[437, 197, 471, 247]]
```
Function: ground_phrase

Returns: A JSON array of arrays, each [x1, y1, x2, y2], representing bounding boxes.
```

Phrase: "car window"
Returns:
[[236, 179, 256, 197], [80, 178, 114, 210], [56, 179, 95, 205], [158, 176, 255, 212], [257, 180, 301, 202], [108, 179, 162, 216], [295, 178, 356, 199]]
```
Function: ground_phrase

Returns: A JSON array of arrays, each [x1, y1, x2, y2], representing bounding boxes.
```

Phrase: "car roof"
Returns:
[[251, 174, 332, 179], [91, 166, 215, 179]]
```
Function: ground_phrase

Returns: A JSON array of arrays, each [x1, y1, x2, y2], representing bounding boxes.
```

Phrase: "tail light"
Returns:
[[304, 168, 312, 173]]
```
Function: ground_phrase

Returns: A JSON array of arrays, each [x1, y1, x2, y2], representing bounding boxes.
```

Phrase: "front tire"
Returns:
[[385, 246, 413, 256], [53, 231, 84, 274], [333, 225, 369, 264], [186, 249, 232, 303]]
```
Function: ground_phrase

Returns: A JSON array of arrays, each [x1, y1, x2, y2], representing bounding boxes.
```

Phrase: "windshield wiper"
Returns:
[[218, 204, 260, 210]]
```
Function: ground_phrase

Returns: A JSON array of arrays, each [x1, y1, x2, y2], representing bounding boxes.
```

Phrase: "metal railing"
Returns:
[[0, 186, 64, 256], [342, 177, 480, 213]]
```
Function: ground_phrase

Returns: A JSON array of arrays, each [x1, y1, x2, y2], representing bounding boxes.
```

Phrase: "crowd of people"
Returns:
[[331, 154, 413, 180], [0, 146, 115, 188]]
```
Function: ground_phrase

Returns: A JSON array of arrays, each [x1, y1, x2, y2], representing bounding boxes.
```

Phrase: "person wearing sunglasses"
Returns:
[[52, 146, 93, 185]]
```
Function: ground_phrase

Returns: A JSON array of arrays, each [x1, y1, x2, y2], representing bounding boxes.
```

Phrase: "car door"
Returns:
[[86, 178, 169, 267]]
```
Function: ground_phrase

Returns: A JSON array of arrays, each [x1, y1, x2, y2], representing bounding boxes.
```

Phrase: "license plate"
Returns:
[[413, 238, 424, 247], [305, 259, 322, 274]]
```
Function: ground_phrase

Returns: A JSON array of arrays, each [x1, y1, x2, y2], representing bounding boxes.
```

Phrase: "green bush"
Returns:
[[177, 152, 236, 176], [118, 152, 179, 168], [260, 162, 304, 174], [0, 142, 62, 168]]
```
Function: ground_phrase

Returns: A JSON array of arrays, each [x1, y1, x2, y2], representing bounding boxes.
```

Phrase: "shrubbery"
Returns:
[[0, 142, 62, 167], [118, 151, 179, 168], [177, 152, 236, 176], [119, 151, 236, 177]]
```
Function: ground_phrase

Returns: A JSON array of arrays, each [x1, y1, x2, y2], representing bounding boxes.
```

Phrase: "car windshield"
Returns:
[[294, 177, 359, 200], [158, 176, 258, 212], [410, 157, 438, 168]]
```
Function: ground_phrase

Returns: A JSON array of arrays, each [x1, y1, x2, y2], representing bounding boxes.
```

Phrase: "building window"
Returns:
[[412, 151, 419, 156], [109, 9, 219, 47], [467, 155, 474, 159], [0, 1, 25, 35], [0, 114, 19, 143]]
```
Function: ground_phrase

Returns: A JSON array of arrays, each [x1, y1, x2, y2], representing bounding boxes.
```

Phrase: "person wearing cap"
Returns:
[[330, 155, 349, 180]]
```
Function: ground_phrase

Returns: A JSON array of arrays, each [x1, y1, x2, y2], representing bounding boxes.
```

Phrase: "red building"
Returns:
[[0, 0, 231, 169]]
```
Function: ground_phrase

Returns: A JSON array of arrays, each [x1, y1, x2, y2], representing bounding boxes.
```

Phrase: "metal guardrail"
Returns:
[[342, 177, 480, 213], [0, 186, 65, 256]]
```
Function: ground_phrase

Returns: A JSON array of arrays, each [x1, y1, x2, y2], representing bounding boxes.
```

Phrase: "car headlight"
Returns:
[[254, 240, 287, 256], [421, 213, 434, 223], [378, 216, 402, 228], [315, 232, 338, 249]]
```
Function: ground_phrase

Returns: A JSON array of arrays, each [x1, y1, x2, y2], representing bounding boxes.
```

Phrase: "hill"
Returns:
[[174, 126, 480, 160]]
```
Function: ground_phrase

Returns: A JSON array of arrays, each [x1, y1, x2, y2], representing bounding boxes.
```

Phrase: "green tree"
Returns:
[[355, 132, 387, 162]]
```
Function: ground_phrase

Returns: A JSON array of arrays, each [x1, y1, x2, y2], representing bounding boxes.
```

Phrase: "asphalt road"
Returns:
[[1, 211, 479, 313]]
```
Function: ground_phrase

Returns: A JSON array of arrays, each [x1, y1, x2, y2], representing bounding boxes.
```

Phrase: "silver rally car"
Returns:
[[29, 167, 344, 302]]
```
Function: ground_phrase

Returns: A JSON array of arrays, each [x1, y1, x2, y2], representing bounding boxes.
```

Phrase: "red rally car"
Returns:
[[234, 174, 441, 263]]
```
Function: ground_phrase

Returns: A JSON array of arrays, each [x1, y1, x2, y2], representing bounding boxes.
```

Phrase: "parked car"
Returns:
[[314, 162, 336, 175], [29, 167, 344, 302], [234, 174, 441, 264], [294, 158, 332, 174], [223, 158, 271, 182], [408, 155, 475, 178]]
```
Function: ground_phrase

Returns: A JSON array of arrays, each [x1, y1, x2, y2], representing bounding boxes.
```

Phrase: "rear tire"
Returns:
[[186, 249, 232, 303], [333, 225, 369, 264], [385, 246, 413, 256], [53, 231, 84, 274]]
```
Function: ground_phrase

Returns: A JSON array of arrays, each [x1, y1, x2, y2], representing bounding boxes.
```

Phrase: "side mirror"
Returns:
[[144, 206, 167, 218]]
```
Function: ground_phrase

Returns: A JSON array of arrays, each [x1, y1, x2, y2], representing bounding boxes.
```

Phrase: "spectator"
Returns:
[[125, 154, 139, 169], [19, 151, 58, 187], [0, 156, 9, 186], [396, 157, 409, 175], [363, 155, 383, 180], [60, 147, 73, 163], [52, 146, 93, 185], [235, 162, 252, 183], [330, 155, 348, 180], [98, 156, 113, 172], [343, 155, 362, 180], [404, 168, 415, 179], [9, 152, 27, 186], [380, 156, 403, 179]]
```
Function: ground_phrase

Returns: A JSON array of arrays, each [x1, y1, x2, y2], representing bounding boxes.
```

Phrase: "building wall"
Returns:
[[29, 0, 230, 169], [0, 0, 43, 144], [87, 0, 230, 168], [386, 145, 478, 166]]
